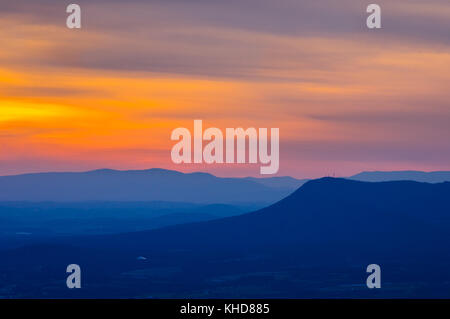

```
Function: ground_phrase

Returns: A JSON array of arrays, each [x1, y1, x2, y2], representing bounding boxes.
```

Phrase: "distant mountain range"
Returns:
[[1, 168, 449, 204], [0, 168, 307, 204], [2, 178, 450, 298]]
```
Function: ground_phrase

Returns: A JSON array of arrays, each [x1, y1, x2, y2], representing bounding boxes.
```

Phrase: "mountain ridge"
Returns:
[[350, 170, 450, 183], [0, 168, 302, 204]]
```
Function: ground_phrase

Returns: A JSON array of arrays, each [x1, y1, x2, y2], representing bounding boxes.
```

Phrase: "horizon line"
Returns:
[[1, 167, 450, 180]]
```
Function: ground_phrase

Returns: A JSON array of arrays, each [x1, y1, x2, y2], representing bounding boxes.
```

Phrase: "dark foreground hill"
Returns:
[[1, 178, 450, 298]]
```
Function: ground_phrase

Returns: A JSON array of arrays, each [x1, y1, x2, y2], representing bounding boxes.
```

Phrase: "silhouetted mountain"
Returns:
[[0, 168, 298, 204], [2, 178, 450, 298], [351, 170, 450, 183], [68, 178, 450, 252]]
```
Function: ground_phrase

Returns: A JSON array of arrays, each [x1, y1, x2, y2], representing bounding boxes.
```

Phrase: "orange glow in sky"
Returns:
[[0, 1, 449, 178]]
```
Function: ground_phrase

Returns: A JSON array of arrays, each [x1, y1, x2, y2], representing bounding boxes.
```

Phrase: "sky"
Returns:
[[0, 0, 449, 178]]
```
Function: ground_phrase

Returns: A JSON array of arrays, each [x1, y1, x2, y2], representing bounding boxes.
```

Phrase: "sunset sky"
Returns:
[[0, 0, 449, 178]]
